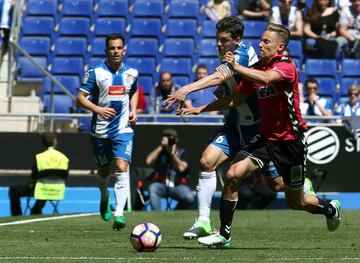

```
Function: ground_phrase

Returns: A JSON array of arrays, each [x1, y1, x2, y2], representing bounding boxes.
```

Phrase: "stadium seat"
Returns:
[[127, 38, 159, 60], [316, 77, 337, 97], [59, 17, 91, 39], [43, 94, 75, 113], [163, 38, 195, 61], [173, 75, 189, 86], [17, 56, 48, 82], [199, 39, 217, 57], [166, 19, 197, 40], [62, 0, 94, 18], [287, 40, 303, 62], [243, 20, 267, 38], [88, 56, 105, 67], [130, 18, 163, 41], [160, 58, 192, 79], [125, 57, 157, 79], [25, 0, 58, 17], [167, 0, 201, 24], [94, 18, 126, 37], [19, 37, 51, 58], [201, 20, 216, 39], [90, 37, 105, 56], [197, 58, 220, 74], [22, 17, 55, 37], [42, 75, 79, 95], [132, 0, 165, 21], [340, 78, 360, 95], [293, 58, 301, 71], [305, 59, 338, 78], [97, 0, 128, 19], [138, 76, 154, 95], [54, 37, 87, 57], [51, 57, 84, 78], [341, 59, 360, 77]]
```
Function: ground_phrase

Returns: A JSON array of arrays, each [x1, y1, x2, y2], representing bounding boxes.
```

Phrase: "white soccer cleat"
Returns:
[[197, 233, 231, 249], [183, 218, 212, 240], [327, 200, 341, 232]]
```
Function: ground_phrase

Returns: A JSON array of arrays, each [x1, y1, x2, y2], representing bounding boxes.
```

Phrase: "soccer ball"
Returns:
[[130, 222, 162, 252]]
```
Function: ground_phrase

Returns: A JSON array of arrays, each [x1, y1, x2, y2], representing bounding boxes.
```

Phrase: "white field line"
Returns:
[[0, 257, 360, 261], [0, 213, 98, 227]]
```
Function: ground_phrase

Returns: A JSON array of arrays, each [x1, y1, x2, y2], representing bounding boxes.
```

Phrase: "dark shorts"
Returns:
[[239, 135, 307, 190]]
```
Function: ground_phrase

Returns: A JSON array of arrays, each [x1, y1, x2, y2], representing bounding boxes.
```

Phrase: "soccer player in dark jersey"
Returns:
[[178, 23, 341, 248]]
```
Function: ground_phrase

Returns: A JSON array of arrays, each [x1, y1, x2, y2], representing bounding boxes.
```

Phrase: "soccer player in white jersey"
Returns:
[[77, 34, 139, 230]]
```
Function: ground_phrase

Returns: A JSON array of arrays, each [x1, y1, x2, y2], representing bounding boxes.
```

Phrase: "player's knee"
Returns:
[[199, 155, 215, 172], [115, 164, 128, 173], [226, 169, 240, 185]]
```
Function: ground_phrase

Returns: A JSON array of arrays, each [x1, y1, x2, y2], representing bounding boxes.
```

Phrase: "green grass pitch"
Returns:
[[0, 210, 359, 263]]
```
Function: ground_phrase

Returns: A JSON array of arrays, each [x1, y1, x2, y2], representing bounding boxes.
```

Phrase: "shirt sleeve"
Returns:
[[79, 68, 96, 94], [271, 61, 296, 84], [339, 9, 349, 25]]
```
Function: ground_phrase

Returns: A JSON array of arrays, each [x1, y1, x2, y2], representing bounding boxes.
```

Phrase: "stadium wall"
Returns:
[[0, 124, 359, 192]]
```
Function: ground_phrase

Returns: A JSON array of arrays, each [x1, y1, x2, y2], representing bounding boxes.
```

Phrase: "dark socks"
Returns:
[[311, 199, 336, 218], [219, 198, 237, 240]]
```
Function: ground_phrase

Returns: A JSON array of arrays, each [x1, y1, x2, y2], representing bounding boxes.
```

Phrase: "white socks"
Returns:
[[197, 171, 217, 222], [114, 172, 129, 217], [96, 174, 109, 201]]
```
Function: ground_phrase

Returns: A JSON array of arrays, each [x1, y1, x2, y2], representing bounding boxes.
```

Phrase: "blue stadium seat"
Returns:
[[62, 0, 94, 18], [54, 37, 87, 57], [127, 38, 159, 60], [90, 37, 105, 56], [173, 75, 189, 86], [163, 38, 195, 60], [17, 56, 47, 82], [97, 0, 128, 19], [59, 17, 91, 39], [52, 57, 84, 78], [199, 39, 217, 57], [42, 75, 79, 95], [88, 56, 105, 67], [197, 58, 220, 74], [25, 0, 58, 17], [167, 0, 201, 24], [94, 18, 126, 37], [166, 19, 197, 40], [243, 20, 267, 38], [22, 17, 55, 37], [340, 78, 360, 95], [125, 57, 157, 79], [316, 77, 337, 97], [305, 59, 338, 78], [287, 40, 303, 62], [160, 58, 192, 79], [43, 94, 74, 113], [132, 0, 165, 21], [130, 18, 163, 41], [341, 59, 360, 77], [293, 58, 301, 71], [201, 20, 216, 39], [19, 37, 51, 58], [138, 76, 154, 95]]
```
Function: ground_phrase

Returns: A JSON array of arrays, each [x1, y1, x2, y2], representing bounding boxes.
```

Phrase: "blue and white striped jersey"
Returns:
[[80, 62, 138, 138]]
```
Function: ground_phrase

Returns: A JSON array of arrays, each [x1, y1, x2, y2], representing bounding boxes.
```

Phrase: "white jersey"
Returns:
[[80, 62, 138, 138]]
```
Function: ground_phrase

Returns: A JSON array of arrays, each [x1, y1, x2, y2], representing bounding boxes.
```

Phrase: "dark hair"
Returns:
[[216, 16, 244, 39], [195, 64, 208, 72], [105, 34, 126, 48], [41, 133, 57, 147], [306, 0, 333, 23], [265, 23, 291, 48], [305, 77, 319, 87]]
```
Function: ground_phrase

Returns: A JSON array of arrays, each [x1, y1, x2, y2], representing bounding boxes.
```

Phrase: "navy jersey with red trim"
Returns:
[[236, 55, 307, 140]]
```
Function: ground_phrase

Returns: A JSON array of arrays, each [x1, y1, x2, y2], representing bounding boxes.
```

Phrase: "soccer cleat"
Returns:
[[327, 200, 341, 232], [100, 198, 112, 221], [304, 177, 316, 196], [197, 233, 231, 249], [113, 216, 126, 230], [183, 218, 212, 240]]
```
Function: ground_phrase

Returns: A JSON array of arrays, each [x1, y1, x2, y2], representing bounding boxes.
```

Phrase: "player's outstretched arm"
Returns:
[[77, 90, 116, 119], [164, 73, 224, 108]]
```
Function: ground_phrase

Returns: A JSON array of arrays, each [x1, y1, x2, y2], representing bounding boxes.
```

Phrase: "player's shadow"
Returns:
[[161, 246, 321, 251]]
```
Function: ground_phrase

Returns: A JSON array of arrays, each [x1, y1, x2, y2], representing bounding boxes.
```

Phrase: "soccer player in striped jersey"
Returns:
[[77, 34, 139, 230]]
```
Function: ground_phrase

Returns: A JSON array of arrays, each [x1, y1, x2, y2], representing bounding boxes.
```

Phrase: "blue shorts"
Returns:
[[210, 124, 241, 161], [91, 132, 134, 167]]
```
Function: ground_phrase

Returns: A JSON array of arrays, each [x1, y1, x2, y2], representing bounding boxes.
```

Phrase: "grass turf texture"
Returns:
[[0, 210, 359, 263]]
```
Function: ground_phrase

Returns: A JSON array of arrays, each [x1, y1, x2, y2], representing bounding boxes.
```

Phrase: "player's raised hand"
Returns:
[[222, 51, 236, 68], [128, 110, 137, 124], [176, 106, 202, 116], [96, 106, 116, 119], [163, 88, 187, 108]]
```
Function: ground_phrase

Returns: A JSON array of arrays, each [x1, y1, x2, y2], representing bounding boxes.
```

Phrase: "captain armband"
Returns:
[[215, 64, 233, 81]]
